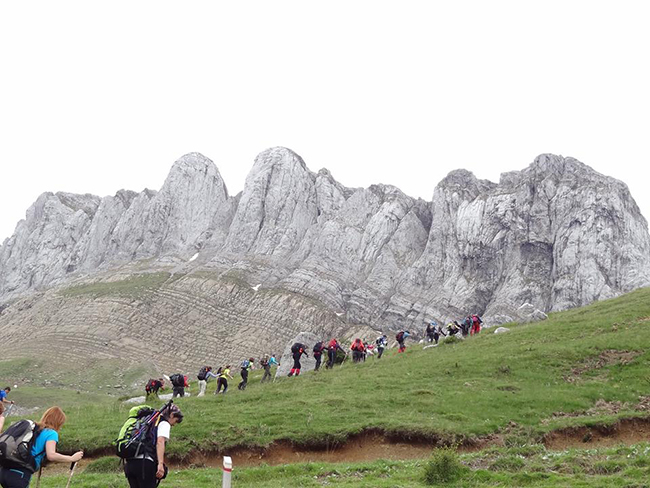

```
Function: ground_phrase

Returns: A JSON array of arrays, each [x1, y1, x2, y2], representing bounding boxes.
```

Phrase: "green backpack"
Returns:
[[115, 405, 156, 459]]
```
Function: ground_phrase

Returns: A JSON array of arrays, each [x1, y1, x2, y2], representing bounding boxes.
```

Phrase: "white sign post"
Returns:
[[222, 456, 232, 488]]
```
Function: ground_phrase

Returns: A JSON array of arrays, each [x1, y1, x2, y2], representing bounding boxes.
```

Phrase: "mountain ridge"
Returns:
[[1, 148, 649, 368]]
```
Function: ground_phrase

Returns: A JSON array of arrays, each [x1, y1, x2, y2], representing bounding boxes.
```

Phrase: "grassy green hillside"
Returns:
[[3, 287, 650, 486], [33, 286, 650, 457]]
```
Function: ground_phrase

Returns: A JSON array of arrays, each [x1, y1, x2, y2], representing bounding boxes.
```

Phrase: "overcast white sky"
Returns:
[[1, 1, 649, 242]]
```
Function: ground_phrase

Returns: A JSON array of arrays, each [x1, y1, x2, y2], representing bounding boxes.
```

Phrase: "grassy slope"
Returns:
[[37, 286, 650, 457], [37, 443, 650, 487]]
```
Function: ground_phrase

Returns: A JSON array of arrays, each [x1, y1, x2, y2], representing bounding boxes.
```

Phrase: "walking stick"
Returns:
[[4, 403, 14, 417], [65, 462, 77, 488]]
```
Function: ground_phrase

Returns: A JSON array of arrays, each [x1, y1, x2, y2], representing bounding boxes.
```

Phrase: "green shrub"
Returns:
[[443, 335, 461, 346], [84, 456, 122, 474], [423, 447, 466, 485]]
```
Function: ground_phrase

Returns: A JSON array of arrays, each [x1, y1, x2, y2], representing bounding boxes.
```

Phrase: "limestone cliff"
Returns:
[[1, 149, 648, 371]]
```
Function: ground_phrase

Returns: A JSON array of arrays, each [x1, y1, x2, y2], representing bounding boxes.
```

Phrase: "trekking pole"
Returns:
[[222, 456, 233, 488], [4, 403, 14, 417], [65, 462, 77, 488]]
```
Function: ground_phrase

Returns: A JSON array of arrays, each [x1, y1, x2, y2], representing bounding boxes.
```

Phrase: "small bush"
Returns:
[[423, 447, 466, 485], [443, 336, 461, 346], [84, 456, 122, 474]]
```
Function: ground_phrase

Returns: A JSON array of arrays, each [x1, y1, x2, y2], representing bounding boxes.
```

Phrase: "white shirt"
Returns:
[[157, 420, 171, 440]]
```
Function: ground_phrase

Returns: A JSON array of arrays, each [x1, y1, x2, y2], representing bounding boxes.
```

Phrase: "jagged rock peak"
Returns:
[[252, 147, 310, 176], [164, 152, 229, 198]]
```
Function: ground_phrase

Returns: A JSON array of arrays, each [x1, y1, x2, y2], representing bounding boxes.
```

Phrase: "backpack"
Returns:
[[0, 420, 42, 473], [240, 359, 250, 369], [291, 343, 304, 354], [197, 367, 208, 381], [351, 340, 362, 351], [170, 374, 184, 388], [328, 339, 338, 350], [313, 342, 323, 353], [396, 331, 404, 342], [115, 405, 157, 460], [260, 357, 269, 367], [145, 379, 156, 393]]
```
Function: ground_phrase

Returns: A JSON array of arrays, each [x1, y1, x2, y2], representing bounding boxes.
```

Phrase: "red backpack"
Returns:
[[328, 339, 338, 350]]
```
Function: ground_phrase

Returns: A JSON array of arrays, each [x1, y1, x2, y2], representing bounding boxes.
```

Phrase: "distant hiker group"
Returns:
[[141, 314, 484, 403]]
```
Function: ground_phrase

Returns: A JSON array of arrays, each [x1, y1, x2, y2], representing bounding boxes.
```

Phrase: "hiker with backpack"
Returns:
[[326, 338, 345, 369], [376, 334, 388, 358], [0, 406, 83, 488], [197, 367, 218, 397], [119, 402, 184, 488], [447, 322, 460, 337], [471, 314, 483, 335], [425, 322, 437, 343], [396, 330, 410, 353], [215, 366, 233, 394], [145, 379, 165, 399], [432, 322, 446, 344], [288, 343, 308, 377], [312, 341, 327, 371], [260, 355, 278, 383], [350, 338, 365, 363], [238, 358, 254, 391], [169, 374, 187, 399]]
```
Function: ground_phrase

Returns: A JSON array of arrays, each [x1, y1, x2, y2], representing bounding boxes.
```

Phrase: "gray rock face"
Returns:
[[1, 150, 649, 371]]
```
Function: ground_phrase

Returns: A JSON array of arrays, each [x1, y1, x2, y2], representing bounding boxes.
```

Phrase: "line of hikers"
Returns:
[[424, 314, 483, 344], [142, 316, 483, 401]]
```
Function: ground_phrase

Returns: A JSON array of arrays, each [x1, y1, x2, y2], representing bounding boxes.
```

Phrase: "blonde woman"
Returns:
[[0, 403, 5, 433], [0, 406, 83, 488]]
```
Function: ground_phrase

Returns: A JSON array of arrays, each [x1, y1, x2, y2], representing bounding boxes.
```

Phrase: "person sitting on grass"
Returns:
[[0, 406, 84, 488]]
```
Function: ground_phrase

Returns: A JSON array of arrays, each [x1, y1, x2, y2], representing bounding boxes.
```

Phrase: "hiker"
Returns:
[[433, 323, 446, 344], [425, 321, 437, 343], [376, 334, 388, 358], [396, 330, 410, 353], [238, 358, 254, 391], [260, 355, 278, 383], [350, 338, 365, 363], [471, 314, 483, 335], [123, 404, 183, 488], [447, 322, 460, 336], [145, 378, 164, 399], [197, 367, 218, 397], [215, 366, 233, 394], [364, 342, 375, 358], [0, 406, 83, 487], [0, 387, 14, 406], [458, 319, 469, 337], [288, 343, 308, 377], [463, 316, 472, 336], [0, 403, 4, 433], [312, 341, 327, 370], [169, 374, 187, 399], [326, 338, 345, 369]]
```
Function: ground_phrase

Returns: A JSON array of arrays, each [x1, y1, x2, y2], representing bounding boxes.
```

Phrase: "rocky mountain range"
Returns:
[[1, 148, 649, 372]]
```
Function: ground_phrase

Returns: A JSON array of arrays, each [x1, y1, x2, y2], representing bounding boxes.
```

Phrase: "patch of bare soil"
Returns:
[[544, 417, 650, 450], [564, 350, 641, 383], [177, 430, 501, 469]]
